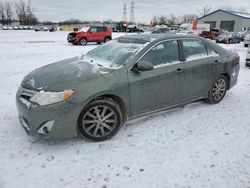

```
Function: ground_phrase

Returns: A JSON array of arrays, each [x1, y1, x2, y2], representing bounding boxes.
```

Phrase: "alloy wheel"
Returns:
[[212, 78, 227, 101], [82, 105, 117, 138]]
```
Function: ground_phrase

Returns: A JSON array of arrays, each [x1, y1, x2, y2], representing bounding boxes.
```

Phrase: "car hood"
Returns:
[[21, 56, 117, 91]]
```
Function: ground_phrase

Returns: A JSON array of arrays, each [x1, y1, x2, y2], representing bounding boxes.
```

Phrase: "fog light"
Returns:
[[37, 121, 54, 135]]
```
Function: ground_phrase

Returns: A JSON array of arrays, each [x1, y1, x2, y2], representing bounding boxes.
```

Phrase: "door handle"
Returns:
[[176, 68, 183, 74], [213, 60, 220, 64]]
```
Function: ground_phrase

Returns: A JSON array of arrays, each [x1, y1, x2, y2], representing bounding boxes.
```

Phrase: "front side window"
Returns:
[[90, 27, 97, 33], [140, 40, 180, 67], [182, 39, 208, 61]]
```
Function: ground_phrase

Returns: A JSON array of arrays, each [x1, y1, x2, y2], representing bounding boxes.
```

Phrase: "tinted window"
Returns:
[[141, 40, 180, 67], [97, 27, 106, 32], [182, 39, 208, 61]]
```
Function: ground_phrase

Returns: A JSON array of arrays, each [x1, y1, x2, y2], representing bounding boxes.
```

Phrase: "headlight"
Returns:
[[30, 90, 74, 106]]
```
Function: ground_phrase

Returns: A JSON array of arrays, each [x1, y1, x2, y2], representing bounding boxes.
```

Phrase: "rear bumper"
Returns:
[[229, 64, 240, 89], [246, 59, 250, 67]]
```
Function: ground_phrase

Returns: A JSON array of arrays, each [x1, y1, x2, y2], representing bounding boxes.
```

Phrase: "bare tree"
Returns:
[[199, 5, 212, 16], [181, 14, 198, 24], [15, 0, 38, 25], [167, 14, 177, 25], [151, 16, 158, 26], [158, 15, 167, 25], [0, 0, 13, 25]]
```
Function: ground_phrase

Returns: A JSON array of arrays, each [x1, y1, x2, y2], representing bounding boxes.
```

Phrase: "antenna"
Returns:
[[129, 1, 135, 24], [123, 3, 127, 22]]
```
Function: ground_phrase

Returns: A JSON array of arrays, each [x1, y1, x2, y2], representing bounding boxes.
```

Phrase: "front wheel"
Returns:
[[80, 38, 87, 46], [206, 75, 228, 104], [77, 99, 122, 142]]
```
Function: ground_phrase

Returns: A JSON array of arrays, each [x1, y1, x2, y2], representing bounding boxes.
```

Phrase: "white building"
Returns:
[[198, 9, 250, 32]]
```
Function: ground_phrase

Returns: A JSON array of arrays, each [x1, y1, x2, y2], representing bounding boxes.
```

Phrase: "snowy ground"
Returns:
[[0, 31, 250, 188]]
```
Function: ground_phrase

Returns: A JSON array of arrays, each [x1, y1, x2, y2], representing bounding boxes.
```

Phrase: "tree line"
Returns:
[[0, 0, 37, 25]]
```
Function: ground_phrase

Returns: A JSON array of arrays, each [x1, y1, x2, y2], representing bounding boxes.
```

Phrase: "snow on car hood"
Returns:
[[21, 55, 120, 91]]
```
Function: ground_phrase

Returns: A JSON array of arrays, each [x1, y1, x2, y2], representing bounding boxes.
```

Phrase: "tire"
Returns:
[[104, 37, 111, 43], [97, 42, 101, 44], [79, 38, 87, 46], [77, 99, 122, 142], [206, 75, 228, 104], [244, 44, 249, 48]]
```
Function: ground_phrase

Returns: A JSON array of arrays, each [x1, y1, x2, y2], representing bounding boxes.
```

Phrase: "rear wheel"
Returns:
[[206, 75, 228, 104], [244, 44, 249, 47], [80, 38, 87, 46], [77, 99, 122, 142]]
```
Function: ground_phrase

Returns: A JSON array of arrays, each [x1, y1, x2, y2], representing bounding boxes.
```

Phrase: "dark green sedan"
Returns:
[[16, 34, 240, 141]]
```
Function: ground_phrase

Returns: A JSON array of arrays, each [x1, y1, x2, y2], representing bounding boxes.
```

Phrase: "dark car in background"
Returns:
[[34, 26, 49, 32], [16, 34, 240, 141], [144, 26, 171, 34], [200, 28, 224, 40], [67, 26, 112, 45], [216, 32, 241, 44]]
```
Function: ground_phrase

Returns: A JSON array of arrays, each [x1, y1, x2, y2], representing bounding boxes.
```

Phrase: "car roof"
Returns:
[[118, 34, 205, 44], [118, 34, 231, 57]]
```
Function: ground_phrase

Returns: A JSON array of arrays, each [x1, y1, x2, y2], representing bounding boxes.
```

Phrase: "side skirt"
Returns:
[[128, 96, 205, 122]]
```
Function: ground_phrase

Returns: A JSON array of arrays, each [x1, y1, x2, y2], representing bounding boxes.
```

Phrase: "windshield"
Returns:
[[80, 27, 90, 32], [85, 39, 147, 66]]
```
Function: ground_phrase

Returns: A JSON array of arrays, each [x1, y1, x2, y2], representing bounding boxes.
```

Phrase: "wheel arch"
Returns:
[[220, 72, 231, 90], [78, 93, 128, 123]]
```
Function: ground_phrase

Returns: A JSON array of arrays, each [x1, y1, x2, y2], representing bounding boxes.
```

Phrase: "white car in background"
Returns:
[[176, 30, 194, 35], [246, 47, 250, 68], [244, 34, 250, 47]]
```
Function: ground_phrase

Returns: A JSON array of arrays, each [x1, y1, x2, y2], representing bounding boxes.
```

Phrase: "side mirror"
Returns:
[[136, 60, 154, 71]]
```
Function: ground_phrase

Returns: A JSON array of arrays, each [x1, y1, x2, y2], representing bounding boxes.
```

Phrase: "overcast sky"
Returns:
[[32, 0, 250, 23]]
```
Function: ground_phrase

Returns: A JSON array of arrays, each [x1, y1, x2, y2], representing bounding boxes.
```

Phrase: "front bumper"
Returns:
[[16, 87, 81, 139], [67, 35, 77, 44]]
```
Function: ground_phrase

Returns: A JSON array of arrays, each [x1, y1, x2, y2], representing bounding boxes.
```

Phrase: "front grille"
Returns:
[[18, 87, 36, 101]]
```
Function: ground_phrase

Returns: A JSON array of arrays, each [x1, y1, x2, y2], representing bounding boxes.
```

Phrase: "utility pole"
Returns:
[[123, 3, 127, 22], [129, 1, 135, 24]]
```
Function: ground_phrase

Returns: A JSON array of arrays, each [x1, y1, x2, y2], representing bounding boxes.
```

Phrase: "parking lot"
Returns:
[[0, 30, 250, 188]]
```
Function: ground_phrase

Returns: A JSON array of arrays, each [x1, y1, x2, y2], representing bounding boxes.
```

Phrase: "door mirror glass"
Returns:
[[137, 60, 154, 71]]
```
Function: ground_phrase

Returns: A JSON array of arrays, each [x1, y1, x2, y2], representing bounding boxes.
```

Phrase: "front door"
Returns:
[[88, 27, 99, 41], [128, 40, 185, 116]]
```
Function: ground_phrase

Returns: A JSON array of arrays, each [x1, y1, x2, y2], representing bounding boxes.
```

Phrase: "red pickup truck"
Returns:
[[199, 28, 224, 40], [67, 26, 112, 46]]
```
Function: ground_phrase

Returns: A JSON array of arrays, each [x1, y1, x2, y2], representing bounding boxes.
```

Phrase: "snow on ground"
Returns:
[[0, 31, 250, 188]]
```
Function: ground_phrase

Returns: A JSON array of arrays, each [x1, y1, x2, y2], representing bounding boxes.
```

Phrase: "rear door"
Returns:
[[128, 40, 185, 115], [181, 39, 222, 101]]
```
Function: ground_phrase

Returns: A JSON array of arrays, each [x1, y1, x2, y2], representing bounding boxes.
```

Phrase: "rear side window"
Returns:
[[182, 39, 208, 61], [97, 27, 106, 32], [140, 40, 180, 67]]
